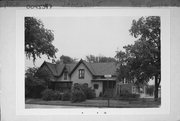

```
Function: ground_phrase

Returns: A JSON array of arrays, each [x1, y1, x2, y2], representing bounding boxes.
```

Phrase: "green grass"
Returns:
[[25, 98, 161, 108]]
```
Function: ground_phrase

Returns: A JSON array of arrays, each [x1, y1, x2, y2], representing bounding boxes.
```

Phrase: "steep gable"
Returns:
[[70, 59, 117, 77], [38, 61, 77, 78], [70, 62, 93, 86], [38, 61, 58, 76], [39, 60, 118, 78], [70, 59, 94, 76]]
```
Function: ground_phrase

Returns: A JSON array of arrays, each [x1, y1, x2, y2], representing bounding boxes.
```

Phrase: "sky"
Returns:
[[25, 16, 141, 68]]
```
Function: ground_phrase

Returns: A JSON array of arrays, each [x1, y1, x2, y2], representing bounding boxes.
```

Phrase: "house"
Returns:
[[37, 59, 148, 97]]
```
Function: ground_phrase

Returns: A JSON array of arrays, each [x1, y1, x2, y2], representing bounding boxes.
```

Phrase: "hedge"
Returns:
[[41, 89, 62, 101], [71, 89, 86, 103]]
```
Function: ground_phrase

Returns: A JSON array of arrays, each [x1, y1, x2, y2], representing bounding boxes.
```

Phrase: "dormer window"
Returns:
[[64, 72, 68, 80], [79, 69, 85, 79]]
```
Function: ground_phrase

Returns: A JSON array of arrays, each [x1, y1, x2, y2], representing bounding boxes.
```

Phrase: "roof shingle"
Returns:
[[42, 60, 117, 77]]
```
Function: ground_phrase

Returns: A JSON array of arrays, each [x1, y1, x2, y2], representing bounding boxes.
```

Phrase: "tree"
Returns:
[[129, 16, 160, 100], [25, 67, 38, 78], [25, 17, 58, 62], [115, 50, 130, 82], [55, 55, 77, 64], [86, 55, 98, 63], [116, 16, 160, 100], [25, 67, 46, 98], [86, 55, 116, 63]]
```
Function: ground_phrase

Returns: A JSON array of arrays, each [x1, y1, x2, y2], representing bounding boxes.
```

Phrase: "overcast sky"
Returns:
[[25, 16, 141, 68]]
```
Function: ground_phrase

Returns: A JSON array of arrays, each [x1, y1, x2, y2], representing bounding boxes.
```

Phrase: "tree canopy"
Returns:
[[116, 16, 160, 100], [86, 55, 116, 63], [55, 55, 77, 64], [25, 17, 58, 62]]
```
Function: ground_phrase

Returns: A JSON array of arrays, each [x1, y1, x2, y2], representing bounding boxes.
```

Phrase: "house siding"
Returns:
[[71, 63, 93, 87], [92, 82, 103, 97], [57, 73, 71, 82]]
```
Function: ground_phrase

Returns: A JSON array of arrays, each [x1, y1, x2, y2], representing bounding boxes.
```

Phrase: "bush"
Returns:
[[41, 89, 54, 101], [81, 86, 96, 99], [120, 93, 140, 99], [53, 91, 62, 100], [25, 77, 46, 98], [121, 89, 131, 95], [71, 89, 86, 103], [62, 91, 71, 101], [41, 89, 62, 101]]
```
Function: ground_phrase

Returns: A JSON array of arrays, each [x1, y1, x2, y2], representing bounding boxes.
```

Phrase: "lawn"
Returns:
[[25, 98, 161, 108]]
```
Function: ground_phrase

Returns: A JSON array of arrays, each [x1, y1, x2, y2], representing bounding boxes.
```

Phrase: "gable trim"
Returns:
[[69, 59, 94, 76], [58, 65, 68, 77], [36, 61, 54, 76]]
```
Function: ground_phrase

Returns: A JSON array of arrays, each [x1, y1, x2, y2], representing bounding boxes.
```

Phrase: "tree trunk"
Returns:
[[154, 75, 159, 101]]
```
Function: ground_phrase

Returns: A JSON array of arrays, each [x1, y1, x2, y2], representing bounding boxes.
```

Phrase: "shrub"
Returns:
[[41, 89, 62, 101], [120, 93, 140, 99], [62, 91, 71, 101], [70, 83, 96, 102], [71, 89, 86, 103], [121, 89, 130, 95], [53, 91, 62, 100], [25, 77, 46, 98], [81, 86, 96, 99]]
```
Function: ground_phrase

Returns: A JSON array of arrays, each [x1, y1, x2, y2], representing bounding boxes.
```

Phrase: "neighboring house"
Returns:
[[37, 59, 149, 97]]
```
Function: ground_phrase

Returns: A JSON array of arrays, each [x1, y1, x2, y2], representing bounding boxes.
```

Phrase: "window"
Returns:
[[83, 83, 88, 87], [79, 69, 85, 79], [132, 86, 136, 94], [74, 83, 79, 87], [94, 84, 99, 89], [64, 72, 68, 80]]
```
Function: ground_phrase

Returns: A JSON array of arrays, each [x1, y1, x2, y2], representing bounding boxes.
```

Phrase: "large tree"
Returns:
[[55, 55, 77, 64], [25, 17, 58, 62], [116, 16, 160, 100], [86, 55, 116, 63]]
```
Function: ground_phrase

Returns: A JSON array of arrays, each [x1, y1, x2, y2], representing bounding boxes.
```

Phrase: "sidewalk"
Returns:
[[26, 98, 161, 108]]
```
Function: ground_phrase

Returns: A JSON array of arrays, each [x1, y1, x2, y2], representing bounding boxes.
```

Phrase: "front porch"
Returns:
[[92, 79, 117, 97]]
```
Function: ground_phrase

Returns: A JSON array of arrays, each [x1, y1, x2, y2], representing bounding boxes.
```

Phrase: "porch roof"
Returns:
[[51, 81, 72, 83], [91, 78, 116, 81]]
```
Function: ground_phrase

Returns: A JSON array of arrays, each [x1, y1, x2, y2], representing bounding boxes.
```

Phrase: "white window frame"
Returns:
[[64, 72, 68, 80], [132, 86, 136, 94], [79, 69, 85, 79]]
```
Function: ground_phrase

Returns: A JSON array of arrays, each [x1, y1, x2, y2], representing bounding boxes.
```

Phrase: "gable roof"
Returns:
[[43, 61, 58, 76], [89, 62, 117, 76], [40, 60, 117, 77], [70, 59, 117, 76], [69, 59, 95, 76], [40, 61, 76, 77]]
